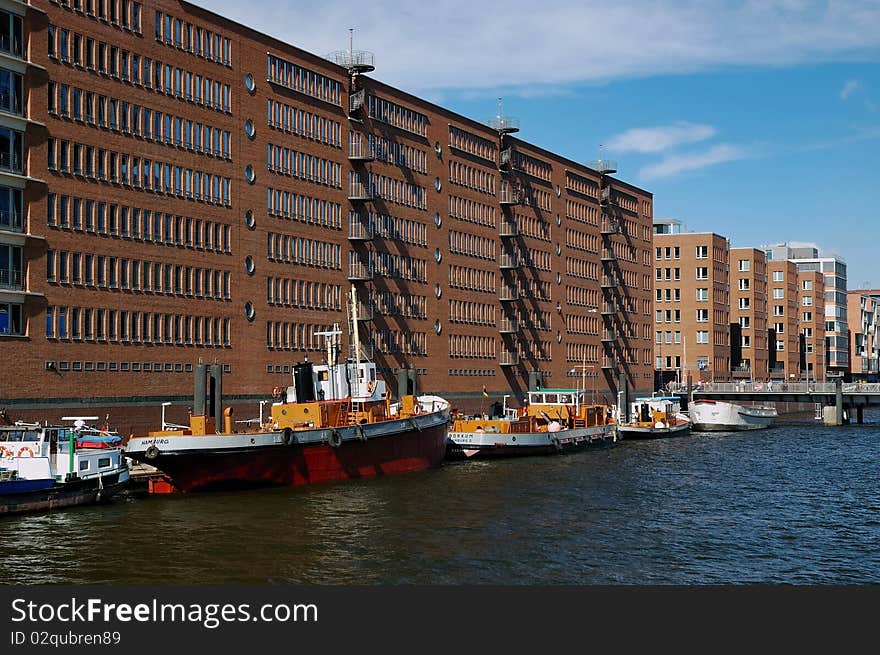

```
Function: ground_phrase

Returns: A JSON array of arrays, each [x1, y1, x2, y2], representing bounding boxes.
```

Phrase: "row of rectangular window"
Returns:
[[154, 10, 231, 66], [266, 321, 341, 351], [266, 233, 341, 270], [266, 188, 342, 229], [48, 83, 232, 159], [448, 230, 496, 261], [267, 54, 342, 107], [370, 328, 427, 356], [266, 278, 341, 311], [357, 133, 428, 173], [448, 265, 496, 294], [50, 0, 143, 34], [448, 125, 496, 162], [448, 299, 496, 326], [366, 94, 427, 137], [46, 306, 229, 345], [46, 361, 227, 374], [370, 291, 427, 320], [47, 26, 231, 112], [46, 138, 232, 206], [351, 173, 427, 210], [347, 251, 427, 283], [448, 195, 496, 228], [448, 334, 496, 359], [267, 99, 342, 148], [350, 211, 428, 247], [45, 194, 231, 253], [266, 144, 341, 188], [46, 249, 231, 299], [448, 160, 496, 196], [448, 369, 498, 376]]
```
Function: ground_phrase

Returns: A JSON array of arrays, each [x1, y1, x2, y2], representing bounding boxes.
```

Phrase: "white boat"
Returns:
[[446, 389, 617, 459], [617, 395, 691, 439], [689, 400, 777, 432], [0, 418, 130, 516]]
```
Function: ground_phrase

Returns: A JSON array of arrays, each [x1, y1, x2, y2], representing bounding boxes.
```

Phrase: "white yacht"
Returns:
[[689, 400, 777, 432]]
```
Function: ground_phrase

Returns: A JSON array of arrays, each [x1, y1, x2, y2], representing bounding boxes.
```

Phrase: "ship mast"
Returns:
[[349, 284, 361, 396]]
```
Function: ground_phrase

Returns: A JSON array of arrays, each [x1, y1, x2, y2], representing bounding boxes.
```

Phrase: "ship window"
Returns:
[[79, 460, 89, 471], [98, 457, 111, 468]]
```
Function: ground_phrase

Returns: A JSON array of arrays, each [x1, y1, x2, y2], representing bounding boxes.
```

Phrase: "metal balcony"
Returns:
[[0, 269, 23, 289], [601, 357, 616, 370], [600, 275, 618, 289], [601, 248, 617, 262], [499, 350, 520, 366], [348, 182, 376, 202], [499, 221, 518, 238], [348, 219, 373, 241], [601, 303, 619, 316], [499, 187, 523, 206], [347, 262, 373, 282], [499, 253, 518, 269], [600, 219, 620, 236], [601, 330, 617, 343], [499, 286, 519, 302], [499, 147, 513, 171], [499, 318, 519, 334], [354, 301, 374, 321], [588, 158, 618, 175], [348, 140, 375, 162]]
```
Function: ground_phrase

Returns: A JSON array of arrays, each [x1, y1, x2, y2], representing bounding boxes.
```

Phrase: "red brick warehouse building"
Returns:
[[0, 0, 655, 424]]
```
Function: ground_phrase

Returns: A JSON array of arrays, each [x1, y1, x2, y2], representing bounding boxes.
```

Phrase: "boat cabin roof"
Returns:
[[635, 396, 680, 402]]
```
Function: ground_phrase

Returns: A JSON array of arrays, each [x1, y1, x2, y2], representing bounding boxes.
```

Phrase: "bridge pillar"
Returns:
[[835, 379, 844, 426]]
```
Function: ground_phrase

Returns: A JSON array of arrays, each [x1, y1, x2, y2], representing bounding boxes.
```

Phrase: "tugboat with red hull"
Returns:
[[124, 292, 449, 492]]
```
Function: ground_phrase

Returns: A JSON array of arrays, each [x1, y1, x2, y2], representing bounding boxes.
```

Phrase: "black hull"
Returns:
[[0, 474, 128, 517], [446, 437, 616, 461]]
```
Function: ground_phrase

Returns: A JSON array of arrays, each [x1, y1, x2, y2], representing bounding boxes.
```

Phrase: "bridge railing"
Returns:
[[665, 382, 880, 394]]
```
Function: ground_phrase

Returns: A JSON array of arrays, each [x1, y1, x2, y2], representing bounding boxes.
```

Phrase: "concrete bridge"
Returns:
[[665, 381, 880, 426]]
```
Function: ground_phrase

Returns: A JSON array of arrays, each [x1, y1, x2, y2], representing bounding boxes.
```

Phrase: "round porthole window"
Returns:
[[435, 284, 442, 299], [556, 214, 562, 227], [556, 272, 562, 284], [434, 142, 442, 158], [434, 319, 442, 335], [245, 256, 255, 275], [434, 212, 442, 228], [245, 164, 255, 184], [555, 243, 562, 256], [434, 248, 442, 263], [434, 177, 442, 192], [245, 119, 256, 139], [557, 331, 562, 343], [244, 73, 256, 94], [555, 185, 561, 197], [244, 301, 256, 321], [245, 210, 256, 230]]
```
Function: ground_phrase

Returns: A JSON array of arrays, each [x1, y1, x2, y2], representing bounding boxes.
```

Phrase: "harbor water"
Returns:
[[2, 414, 879, 585]]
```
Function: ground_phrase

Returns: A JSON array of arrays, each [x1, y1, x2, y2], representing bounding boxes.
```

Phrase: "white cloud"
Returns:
[[639, 144, 747, 180], [605, 123, 716, 154], [841, 79, 861, 100], [197, 0, 880, 93]]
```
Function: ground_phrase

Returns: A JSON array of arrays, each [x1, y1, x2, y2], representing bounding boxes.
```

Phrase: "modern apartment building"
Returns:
[[766, 260, 799, 380], [798, 270, 826, 382], [765, 243, 848, 379], [729, 247, 768, 381], [847, 290, 879, 381], [652, 219, 729, 383], [0, 0, 655, 417]]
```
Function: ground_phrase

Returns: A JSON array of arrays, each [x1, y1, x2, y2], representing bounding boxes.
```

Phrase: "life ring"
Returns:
[[366, 380, 376, 394], [0, 446, 12, 458], [412, 403, 422, 415], [145, 445, 160, 460], [17, 446, 35, 457]]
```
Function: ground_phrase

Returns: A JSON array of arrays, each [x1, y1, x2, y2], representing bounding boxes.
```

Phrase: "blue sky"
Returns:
[[202, 0, 880, 287]]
